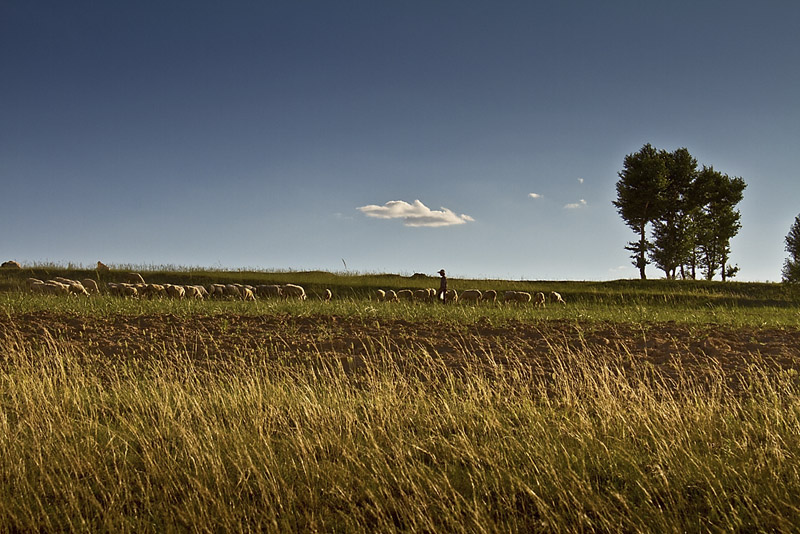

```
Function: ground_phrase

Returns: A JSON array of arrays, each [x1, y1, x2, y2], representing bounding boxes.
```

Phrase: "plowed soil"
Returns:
[[2, 312, 799, 389]]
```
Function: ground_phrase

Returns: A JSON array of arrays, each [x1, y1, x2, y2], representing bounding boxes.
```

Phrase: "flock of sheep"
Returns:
[[376, 287, 566, 307], [24, 273, 315, 302], [20, 271, 567, 307]]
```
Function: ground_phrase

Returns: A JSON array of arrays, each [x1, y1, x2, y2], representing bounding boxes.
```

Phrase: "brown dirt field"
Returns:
[[2, 311, 799, 388]]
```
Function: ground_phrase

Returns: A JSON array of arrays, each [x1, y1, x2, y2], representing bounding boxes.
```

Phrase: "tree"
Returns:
[[782, 214, 800, 283], [613, 144, 668, 279], [615, 144, 746, 281], [649, 147, 698, 279], [693, 166, 746, 281]]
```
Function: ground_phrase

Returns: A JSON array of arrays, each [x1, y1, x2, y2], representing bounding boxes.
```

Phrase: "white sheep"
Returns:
[[81, 279, 100, 294], [165, 284, 185, 299], [37, 281, 69, 295], [550, 291, 566, 305], [533, 292, 546, 308], [459, 289, 482, 304], [281, 283, 307, 300], [223, 284, 243, 299], [121, 284, 139, 298], [445, 289, 458, 303], [26, 277, 44, 289], [185, 285, 204, 300], [143, 284, 167, 299], [504, 290, 532, 304], [208, 284, 227, 298], [322, 288, 332, 302], [481, 289, 497, 303], [376, 289, 386, 302], [96, 261, 110, 273], [385, 289, 398, 302], [241, 287, 256, 301], [1, 260, 21, 269], [257, 284, 283, 298], [52, 277, 90, 296]]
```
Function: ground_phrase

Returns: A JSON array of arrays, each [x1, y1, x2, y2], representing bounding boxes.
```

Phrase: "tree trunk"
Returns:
[[638, 224, 647, 280]]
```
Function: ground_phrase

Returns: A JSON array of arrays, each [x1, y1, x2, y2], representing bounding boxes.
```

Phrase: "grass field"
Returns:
[[1, 266, 799, 532]]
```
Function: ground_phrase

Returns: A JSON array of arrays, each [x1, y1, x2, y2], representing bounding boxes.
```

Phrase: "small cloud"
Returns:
[[578, 178, 584, 184], [528, 193, 542, 199], [357, 199, 474, 227], [564, 199, 587, 209]]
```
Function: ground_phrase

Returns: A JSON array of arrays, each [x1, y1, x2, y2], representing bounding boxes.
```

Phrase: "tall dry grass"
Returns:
[[1, 326, 799, 532]]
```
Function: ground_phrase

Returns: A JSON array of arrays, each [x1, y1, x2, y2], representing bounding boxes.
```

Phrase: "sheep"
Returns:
[[256, 284, 283, 299], [165, 284, 185, 299], [385, 289, 398, 302], [195, 285, 210, 299], [504, 290, 532, 304], [52, 277, 90, 296], [143, 284, 167, 299], [241, 287, 256, 301], [481, 289, 497, 303], [459, 289, 482, 304], [26, 277, 44, 289], [81, 279, 100, 294], [68, 281, 90, 296], [322, 288, 332, 302], [397, 289, 414, 301], [533, 292, 546, 308], [445, 289, 458, 303], [550, 291, 566, 305], [96, 261, 110, 273], [185, 285, 204, 300], [121, 284, 139, 298], [281, 283, 307, 300], [126, 272, 146, 285], [1, 260, 21, 269], [36, 281, 69, 296], [376, 289, 386, 302], [207, 284, 227, 298], [223, 284, 242, 300]]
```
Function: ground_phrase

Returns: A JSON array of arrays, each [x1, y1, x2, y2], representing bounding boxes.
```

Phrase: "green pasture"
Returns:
[[1, 265, 799, 328]]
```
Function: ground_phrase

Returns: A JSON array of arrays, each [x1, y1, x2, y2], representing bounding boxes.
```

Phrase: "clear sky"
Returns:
[[2, 1, 798, 281]]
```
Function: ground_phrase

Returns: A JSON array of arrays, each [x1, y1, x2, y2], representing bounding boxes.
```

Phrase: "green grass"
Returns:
[[2, 288, 799, 329]]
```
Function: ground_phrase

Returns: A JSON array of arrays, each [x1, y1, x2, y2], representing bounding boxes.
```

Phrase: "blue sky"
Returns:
[[2, 1, 798, 281]]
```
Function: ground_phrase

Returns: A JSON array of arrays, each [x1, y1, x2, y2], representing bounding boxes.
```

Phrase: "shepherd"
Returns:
[[437, 269, 447, 303]]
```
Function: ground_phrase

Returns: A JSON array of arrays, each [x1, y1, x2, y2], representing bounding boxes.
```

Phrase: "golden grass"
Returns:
[[1, 324, 799, 533]]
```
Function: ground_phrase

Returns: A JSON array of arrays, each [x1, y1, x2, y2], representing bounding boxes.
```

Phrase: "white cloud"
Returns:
[[357, 199, 474, 227], [578, 178, 584, 184], [564, 199, 587, 209], [528, 193, 542, 199]]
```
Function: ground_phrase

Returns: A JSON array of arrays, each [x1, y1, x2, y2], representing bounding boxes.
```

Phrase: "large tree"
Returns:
[[782, 214, 800, 283], [648, 147, 698, 279], [615, 144, 746, 281], [613, 144, 668, 279], [692, 166, 746, 281]]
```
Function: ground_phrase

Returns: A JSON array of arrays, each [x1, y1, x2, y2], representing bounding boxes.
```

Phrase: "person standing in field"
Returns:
[[437, 269, 447, 303]]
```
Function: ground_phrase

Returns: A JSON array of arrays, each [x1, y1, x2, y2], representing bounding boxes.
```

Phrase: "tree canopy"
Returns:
[[614, 144, 746, 280]]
